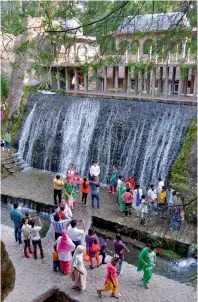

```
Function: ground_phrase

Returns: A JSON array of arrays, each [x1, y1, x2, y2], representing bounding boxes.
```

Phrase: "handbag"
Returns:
[[83, 253, 90, 262], [90, 243, 100, 253]]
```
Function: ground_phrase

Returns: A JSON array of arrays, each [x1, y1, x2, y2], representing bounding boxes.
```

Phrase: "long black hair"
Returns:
[[83, 177, 87, 189]]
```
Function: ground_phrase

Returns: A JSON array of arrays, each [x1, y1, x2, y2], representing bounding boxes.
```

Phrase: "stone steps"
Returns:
[[1, 148, 28, 176]]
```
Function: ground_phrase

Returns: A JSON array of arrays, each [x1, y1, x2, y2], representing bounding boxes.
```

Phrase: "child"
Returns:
[[121, 188, 133, 216], [30, 217, 44, 260], [52, 244, 60, 272], [99, 235, 109, 264], [1, 138, 5, 152], [22, 218, 33, 258], [81, 177, 89, 206], [64, 192, 74, 210], [140, 195, 148, 225]]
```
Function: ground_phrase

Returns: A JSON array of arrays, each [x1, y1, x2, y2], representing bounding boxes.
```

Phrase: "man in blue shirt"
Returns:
[[10, 203, 23, 244]]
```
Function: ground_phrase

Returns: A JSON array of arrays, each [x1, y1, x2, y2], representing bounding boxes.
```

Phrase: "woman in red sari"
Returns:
[[125, 176, 136, 190]]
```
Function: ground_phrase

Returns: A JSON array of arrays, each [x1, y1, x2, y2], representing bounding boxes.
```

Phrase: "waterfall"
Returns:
[[17, 93, 196, 189]]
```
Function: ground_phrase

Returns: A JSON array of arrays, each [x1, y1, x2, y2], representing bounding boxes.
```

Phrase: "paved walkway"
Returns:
[[2, 224, 196, 302]]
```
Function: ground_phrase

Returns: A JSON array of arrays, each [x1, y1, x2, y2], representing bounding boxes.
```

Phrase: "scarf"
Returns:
[[57, 229, 73, 253], [70, 245, 85, 272]]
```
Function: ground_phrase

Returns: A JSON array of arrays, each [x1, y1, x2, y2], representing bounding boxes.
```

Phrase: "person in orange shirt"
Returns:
[[52, 244, 60, 272], [81, 177, 90, 206], [158, 186, 167, 217]]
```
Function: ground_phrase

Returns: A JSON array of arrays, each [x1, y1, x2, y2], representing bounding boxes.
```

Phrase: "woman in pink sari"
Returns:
[[56, 229, 75, 274]]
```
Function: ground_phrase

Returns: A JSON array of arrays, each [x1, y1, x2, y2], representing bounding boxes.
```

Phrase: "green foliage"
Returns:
[[1, 74, 10, 100]]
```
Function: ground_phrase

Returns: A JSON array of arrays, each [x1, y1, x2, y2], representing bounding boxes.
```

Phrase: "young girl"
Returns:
[[81, 177, 89, 206], [30, 217, 44, 260], [22, 218, 33, 258], [52, 244, 60, 272], [140, 195, 148, 225]]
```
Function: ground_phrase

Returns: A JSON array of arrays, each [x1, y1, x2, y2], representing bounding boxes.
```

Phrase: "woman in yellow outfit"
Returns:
[[97, 254, 119, 299]]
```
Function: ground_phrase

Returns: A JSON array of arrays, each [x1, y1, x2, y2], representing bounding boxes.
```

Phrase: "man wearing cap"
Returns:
[[137, 243, 157, 289], [67, 219, 85, 255]]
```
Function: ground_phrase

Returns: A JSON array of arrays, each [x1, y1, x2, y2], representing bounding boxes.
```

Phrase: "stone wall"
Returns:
[[1, 241, 16, 301]]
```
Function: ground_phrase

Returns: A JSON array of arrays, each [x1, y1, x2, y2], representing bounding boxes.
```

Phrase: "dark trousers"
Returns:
[[100, 251, 106, 264], [82, 193, 88, 205], [32, 239, 43, 259], [125, 203, 132, 216], [91, 192, 100, 209], [72, 240, 81, 256], [14, 226, 22, 244], [24, 239, 31, 254], [54, 189, 62, 205], [55, 232, 62, 240], [53, 260, 60, 271]]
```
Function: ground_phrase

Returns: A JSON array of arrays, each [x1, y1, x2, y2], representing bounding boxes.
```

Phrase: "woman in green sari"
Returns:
[[137, 243, 157, 289], [118, 180, 126, 212]]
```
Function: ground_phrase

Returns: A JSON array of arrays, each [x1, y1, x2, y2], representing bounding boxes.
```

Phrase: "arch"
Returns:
[[130, 40, 140, 55], [77, 44, 88, 62], [143, 39, 153, 55]]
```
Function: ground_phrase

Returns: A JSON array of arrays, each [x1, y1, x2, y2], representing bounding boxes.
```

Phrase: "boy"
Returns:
[[121, 188, 133, 216], [52, 244, 60, 272]]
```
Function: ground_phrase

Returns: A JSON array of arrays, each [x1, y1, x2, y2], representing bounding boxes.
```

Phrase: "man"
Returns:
[[10, 203, 23, 244], [53, 174, 64, 205], [5, 129, 11, 152], [67, 219, 85, 255], [50, 213, 71, 240], [158, 186, 167, 217], [113, 233, 129, 274], [90, 161, 100, 180], [157, 177, 164, 196], [137, 243, 157, 289], [166, 185, 174, 214], [147, 185, 157, 211], [89, 177, 100, 209], [99, 235, 109, 264]]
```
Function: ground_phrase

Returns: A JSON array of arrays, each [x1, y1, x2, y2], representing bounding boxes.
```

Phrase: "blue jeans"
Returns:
[[15, 226, 22, 244], [5, 141, 10, 150], [118, 258, 123, 272], [53, 260, 60, 271], [76, 184, 80, 193], [91, 192, 100, 209]]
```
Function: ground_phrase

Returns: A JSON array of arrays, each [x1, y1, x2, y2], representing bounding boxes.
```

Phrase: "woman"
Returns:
[[85, 229, 100, 269], [81, 177, 90, 206], [137, 243, 157, 289], [57, 229, 75, 274], [66, 163, 75, 181], [97, 254, 119, 299], [108, 166, 119, 194], [125, 176, 136, 190], [118, 179, 126, 212], [70, 245, 87, 291]]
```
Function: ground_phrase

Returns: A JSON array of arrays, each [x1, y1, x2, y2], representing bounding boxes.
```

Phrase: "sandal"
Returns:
[[97, 290, 102, 298], [110, 295, 119, 299]]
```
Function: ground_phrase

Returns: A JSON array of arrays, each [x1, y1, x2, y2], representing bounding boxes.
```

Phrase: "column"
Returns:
[[138, 71, 142, 95], [56, 68, 60, 90], [146, 71, 151, 94], [152, 68, 156, 98], [183, 69, 188, 97], [193, 69, 197, 99], [94, 69, 98, 92], [164, 66, 169, 98], [84, 72, 88, 92], [178, 67, 183, 99], [182, 40, 186, 60], [114, 66, 119, 92], [74, 67, 79, 91], [104, 67, 107, 92], [125, 66, 131, 95], [49, 69, 52, 88], [159, 66, 163, 94], [65, 67, 69, 91], [171, 66, 176, 95]]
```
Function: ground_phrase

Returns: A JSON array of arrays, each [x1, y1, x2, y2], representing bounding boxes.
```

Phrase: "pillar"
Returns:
[[114, 66, 119, 91], [171, 66, 176, 95], [164, 66, 169, 98], [65, 67, 69, 91], [49, 69, 52, 88], [84, 73, 88, 92], [74, 67, 79, 91], [138, 71, 142, 95], [178, 68, 183, 99], [182, 41, 186, 60], [104, 67, 107, 92], [193, 69, 197, 99], [125, 66, 131, 95], [57, 67, 60, 90], [152, 68, 156, 98], [183, 68, 188, 97], [146, 71, 151, 94]]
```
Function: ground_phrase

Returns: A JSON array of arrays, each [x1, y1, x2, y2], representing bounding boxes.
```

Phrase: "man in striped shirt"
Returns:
[[50, 213, 71, 240]]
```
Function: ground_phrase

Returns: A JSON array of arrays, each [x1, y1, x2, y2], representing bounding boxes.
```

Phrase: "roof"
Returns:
[[115, 12, 190, 35]]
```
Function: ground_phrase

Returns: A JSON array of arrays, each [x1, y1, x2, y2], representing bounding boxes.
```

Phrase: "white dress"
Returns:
[[56, 236, 75, 261], [133, 188, 143, 210]]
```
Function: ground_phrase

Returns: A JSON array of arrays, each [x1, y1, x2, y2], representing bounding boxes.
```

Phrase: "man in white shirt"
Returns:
[[148, 184, 157, 211], [157, 177, 164, 196], [30, 217, 43, 259], [67, 219, 85, 255], [90, 161, 100, 180]]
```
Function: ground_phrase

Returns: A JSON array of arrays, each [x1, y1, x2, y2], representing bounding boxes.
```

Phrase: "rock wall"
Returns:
[[1, 241, 16, 301], [171, 118, 197, 223]]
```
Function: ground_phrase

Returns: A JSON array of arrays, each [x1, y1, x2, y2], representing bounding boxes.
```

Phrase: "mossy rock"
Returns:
[[1, 241, 16, 301]]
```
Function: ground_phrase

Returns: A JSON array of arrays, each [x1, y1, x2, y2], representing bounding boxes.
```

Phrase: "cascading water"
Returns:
[[17, 93, 196, 189]]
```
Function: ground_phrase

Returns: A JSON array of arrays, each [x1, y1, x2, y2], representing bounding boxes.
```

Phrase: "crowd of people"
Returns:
[[9, 160, 185, 297]]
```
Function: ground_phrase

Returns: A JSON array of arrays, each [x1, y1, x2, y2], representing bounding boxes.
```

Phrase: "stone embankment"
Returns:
[[2, 224, 197, 302]]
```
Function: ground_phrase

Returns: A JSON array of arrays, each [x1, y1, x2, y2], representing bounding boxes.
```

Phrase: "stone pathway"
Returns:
[[2, 224, 197, 302]]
